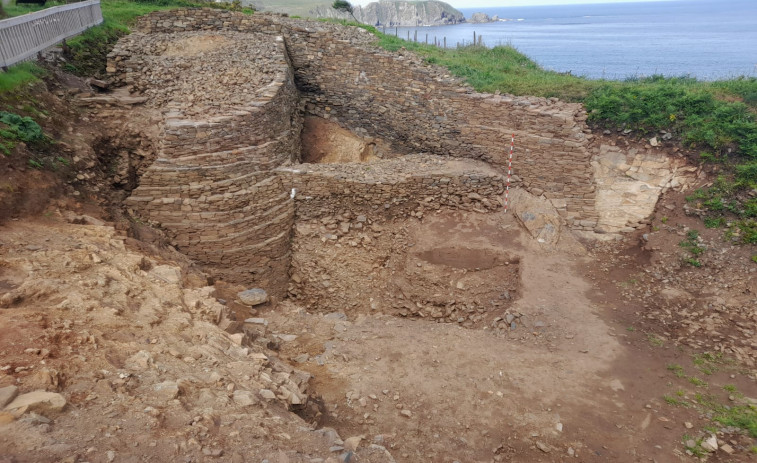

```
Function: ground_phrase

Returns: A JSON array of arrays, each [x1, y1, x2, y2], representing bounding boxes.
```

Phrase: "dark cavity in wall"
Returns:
[[93, 135, 154, 192]]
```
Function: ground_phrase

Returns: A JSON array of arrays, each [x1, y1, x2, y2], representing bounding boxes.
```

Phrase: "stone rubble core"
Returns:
[[108, 31, 281, 116], [108, 8, 695, 293]]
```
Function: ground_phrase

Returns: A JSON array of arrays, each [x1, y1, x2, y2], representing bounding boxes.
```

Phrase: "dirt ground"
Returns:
[[1, 202, 755, 462], [1, 72, 756, 463], [270, 208, 757, 463]]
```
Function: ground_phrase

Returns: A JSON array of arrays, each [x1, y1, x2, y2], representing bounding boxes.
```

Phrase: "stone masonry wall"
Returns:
[[112, 32, 301, 295], [278, 154, 506, 220], [134, 9, 599, 231], [286, 35, 597, 230]]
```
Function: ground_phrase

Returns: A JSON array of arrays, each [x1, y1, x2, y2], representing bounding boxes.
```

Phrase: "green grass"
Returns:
[[679, 230, 706, 266], [682, 435, 707, 457], [665, 386, 757, 441], [714, 403, 757, 437], [3, 0, 67, 18], [0, 110, 48, 156], [0, 111, 45, 142], [693, 352, 727, 375], [667, 364, 686, 378], [663, 394, 689, 407], [685, 258, 702, 267], [688, 376, 708, 388], [686, 172, 757, 245], [0, 62, 47, 94]]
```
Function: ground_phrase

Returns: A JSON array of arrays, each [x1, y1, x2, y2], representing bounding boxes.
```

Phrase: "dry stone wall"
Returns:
[[278, 154, 506, 220], [287, 35, 596, 230], [133, 9, 598, 231], [110, 31, 301, 294]]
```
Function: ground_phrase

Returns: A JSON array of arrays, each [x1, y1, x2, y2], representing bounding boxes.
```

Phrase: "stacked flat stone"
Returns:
[[116, 31, 301, 295], [125, 9, 599, 231], [279, 154, 507, 219]]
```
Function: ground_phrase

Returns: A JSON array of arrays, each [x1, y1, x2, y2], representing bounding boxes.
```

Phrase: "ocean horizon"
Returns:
[[392, 0, 757, 80]]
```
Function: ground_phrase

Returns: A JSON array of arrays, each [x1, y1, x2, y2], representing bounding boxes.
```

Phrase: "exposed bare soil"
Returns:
[[1, 72, 755, 463]]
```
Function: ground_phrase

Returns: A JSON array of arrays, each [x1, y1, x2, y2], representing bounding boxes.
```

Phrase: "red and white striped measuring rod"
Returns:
[[504, 134, 514, 213]]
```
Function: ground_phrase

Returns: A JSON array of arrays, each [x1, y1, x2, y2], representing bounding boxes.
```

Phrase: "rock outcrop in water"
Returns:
[[468, 12, 494, 23], [312, 0, 464, 27]]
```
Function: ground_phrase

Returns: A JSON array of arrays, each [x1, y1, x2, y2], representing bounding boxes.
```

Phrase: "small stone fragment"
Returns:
[[701, 435, 718, 452], [536, 441, 551, 453], [237, 289, 268, 306], [0, 386, 19, 408], [232, 390, 257, 407], [149, 265, 182, 284], [152, 381, 180, 401], [609, 379, 624, 392], [125, 350, 153, 371], [344, 435, 363, 451], [4, 391, 67, 417], [259, 389, 276, 400]]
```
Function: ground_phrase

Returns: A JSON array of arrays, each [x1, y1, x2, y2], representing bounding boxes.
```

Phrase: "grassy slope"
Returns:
[[3, 1, 67, 17]]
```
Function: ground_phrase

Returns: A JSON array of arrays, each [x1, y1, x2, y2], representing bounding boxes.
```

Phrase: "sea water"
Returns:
[[393, 0, 757, 80]]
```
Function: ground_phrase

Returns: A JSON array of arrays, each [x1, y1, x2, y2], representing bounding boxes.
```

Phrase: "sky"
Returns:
[[351, 0, 678, 7]]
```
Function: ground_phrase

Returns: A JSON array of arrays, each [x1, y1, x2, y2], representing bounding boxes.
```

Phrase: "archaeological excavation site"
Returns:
[[0, 8, 755, 463]]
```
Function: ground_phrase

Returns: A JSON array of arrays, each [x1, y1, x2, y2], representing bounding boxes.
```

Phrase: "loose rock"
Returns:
[[3, 391, 67, 417], [238, 289, 269, 306]]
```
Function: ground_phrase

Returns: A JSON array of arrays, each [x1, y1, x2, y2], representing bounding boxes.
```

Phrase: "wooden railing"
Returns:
[[0, 0, 103, 68]]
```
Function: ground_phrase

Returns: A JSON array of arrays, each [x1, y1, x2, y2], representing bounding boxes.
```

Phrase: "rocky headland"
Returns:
[[312, 0, 464, 26]]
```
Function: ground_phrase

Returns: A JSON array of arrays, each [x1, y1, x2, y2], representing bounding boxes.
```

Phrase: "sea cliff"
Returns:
[[312, 0, 464, 27]]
